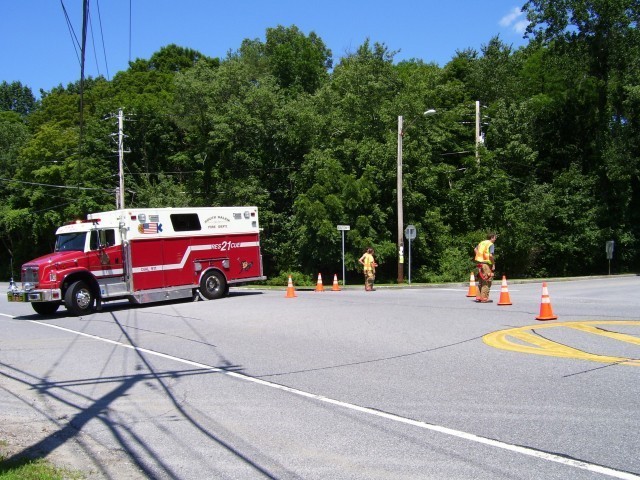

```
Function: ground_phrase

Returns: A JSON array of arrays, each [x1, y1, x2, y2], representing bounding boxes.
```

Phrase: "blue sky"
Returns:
[[2, 1, 530, 96]]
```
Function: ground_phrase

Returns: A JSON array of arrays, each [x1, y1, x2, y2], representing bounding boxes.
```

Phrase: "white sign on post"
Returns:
[[405, 225, 416, 240], [606, 240, 615, 275], [404, 225, 417, 284], [337, 225, 350, 284], [606, 240, 614, 260]]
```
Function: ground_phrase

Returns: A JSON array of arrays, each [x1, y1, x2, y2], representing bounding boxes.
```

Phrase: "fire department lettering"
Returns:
[[211, 241, 241, 252], [204, 215, 231, 225]]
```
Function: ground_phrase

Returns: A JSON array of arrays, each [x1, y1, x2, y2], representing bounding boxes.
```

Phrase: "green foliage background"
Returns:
[[2, 4, 639, 283]]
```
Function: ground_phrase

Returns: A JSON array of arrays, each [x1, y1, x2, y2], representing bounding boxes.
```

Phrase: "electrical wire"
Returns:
[[95, 0, 110, 80], [88, 7, 101, 77], [0, 177, 114, 192], [123, 171, 200, 175], [30, 200, 82, 214], [129, 0, 132, 63], [60, 0, 81, 65]]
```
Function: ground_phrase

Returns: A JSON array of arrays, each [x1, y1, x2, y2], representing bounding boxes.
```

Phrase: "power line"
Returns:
[[88, 6, 100, 77], [123, 171, 200, 175], [77, 0, 89, 150], [31, 200, 83, 214], [60, 0, 81, 65], [95, 0, 110, 80], [0, 177, 114, 192], [129, 0, 132, 63]]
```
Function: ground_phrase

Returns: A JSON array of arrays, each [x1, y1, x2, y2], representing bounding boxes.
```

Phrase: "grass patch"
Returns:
[[0, 452, 82, 480]]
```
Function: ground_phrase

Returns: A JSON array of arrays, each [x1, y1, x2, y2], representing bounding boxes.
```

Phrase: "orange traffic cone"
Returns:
[[332, 274, 341, 291], [315, 273, 325, 292], [466, 271, 477, 297], [497, 275, 512, 306], [536, 282, 557, 320], [285, 275, 297, 298]]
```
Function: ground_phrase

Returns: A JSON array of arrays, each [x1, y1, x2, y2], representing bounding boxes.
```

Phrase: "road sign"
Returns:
[[404, 225, 417, 284], [337, 225, 350, 284], [405, 225, 416, 240], [606, 240, 615, 260], [606, 240, 615, 275]]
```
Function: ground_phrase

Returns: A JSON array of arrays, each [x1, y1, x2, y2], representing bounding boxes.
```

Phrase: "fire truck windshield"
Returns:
[[55, 232, 87, 252]]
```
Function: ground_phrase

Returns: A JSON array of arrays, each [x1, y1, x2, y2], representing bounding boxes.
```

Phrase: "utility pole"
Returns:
[[475, 100, 481, 161], [396, 109, 436, 284], [397, 115, 404, 284], [110, 109, 127, 209], [79, 0, 89, 139], [118, 108, 125, 209]]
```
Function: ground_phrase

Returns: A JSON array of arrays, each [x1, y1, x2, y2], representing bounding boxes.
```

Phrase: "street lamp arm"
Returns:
[[400, 109, 437, 136]]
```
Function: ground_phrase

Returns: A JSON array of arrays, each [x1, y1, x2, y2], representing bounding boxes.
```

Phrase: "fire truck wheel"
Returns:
[[31, 302, 60, 315], [64, 280, 96, 316], [200, 270, 227, 300]]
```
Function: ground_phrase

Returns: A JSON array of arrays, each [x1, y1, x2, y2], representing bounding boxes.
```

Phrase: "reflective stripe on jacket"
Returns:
[[475, 240, 494, 264]]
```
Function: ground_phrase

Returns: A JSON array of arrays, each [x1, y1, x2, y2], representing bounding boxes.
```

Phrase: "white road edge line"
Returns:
[[12, 318, 638, 480]]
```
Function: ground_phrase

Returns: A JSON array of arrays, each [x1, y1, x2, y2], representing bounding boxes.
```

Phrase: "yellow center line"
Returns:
[[565, 323, 640, 345], [483, 321, 640, 366]]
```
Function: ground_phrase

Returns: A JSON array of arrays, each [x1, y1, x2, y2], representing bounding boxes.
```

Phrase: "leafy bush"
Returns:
[[265, 271, 315, 287], [417, 246, 473, 283]]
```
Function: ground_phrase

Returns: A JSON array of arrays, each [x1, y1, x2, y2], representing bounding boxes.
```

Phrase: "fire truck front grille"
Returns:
[[22, 266, 39, 284]]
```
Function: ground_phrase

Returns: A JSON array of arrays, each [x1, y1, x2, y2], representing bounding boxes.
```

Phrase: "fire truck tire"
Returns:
[[200, 270, 227, 300], [64, 280, 96, 316], [31, 302, 60, 315]]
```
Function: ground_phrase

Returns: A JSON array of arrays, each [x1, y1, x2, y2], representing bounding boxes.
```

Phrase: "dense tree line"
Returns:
[[2, 2, 639, 284]]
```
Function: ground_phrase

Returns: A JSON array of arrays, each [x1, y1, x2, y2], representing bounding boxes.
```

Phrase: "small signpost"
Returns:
[[405, 225, 417, 284], [337, 225, 350, 285], [606, 240, 615, 275]]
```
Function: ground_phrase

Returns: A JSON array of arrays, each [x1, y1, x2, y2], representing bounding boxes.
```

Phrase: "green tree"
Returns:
[[0, 111, 30, 180], [128, 44, 218, 73], [0, 81, 36, 115], [523, 0, 640, 271], [0, 111, 32, 276], [264, 25, 332, 94]]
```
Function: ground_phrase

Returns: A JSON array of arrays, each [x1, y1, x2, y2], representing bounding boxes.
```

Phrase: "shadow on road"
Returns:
[[0, 298, 296, 480]]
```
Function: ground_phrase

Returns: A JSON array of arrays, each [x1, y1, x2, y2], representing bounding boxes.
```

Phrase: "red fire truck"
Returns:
[[7, 206, 266, 316]]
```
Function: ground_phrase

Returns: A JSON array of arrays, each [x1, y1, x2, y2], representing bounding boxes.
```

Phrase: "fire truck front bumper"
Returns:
[[7, 289, 63, 303]]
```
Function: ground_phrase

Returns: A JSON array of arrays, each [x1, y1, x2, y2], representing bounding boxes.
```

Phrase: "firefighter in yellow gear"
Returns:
[[474, 233, 497, 302], [358, 247, 378, 291]]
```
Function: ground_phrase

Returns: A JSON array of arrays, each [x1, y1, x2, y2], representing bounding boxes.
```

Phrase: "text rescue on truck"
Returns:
[[8, 207, 266, 316]]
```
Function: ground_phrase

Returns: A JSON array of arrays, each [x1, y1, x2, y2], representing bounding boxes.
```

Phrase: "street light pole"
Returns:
[[397, 115, 405, 284], [397, 109, 436, 284]]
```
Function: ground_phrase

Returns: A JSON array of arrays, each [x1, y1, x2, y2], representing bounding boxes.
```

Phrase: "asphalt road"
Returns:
[[1, 276, 639, 479]]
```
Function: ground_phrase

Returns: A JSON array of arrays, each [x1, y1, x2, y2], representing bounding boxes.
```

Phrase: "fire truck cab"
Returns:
[[8, 206, 266, 316]]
